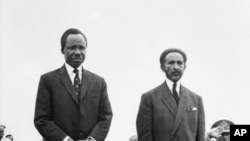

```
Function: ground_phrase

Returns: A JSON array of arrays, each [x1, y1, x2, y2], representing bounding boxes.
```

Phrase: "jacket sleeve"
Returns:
[[88, 79, 113, 141], [34, 75, 67, 141], [136, 93, 153, 141], [196, 96, 205, 141]]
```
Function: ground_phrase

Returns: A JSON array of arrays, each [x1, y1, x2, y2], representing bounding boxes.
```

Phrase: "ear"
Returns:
[[160, 65, 165, 72], [184, 64, 187, 70]]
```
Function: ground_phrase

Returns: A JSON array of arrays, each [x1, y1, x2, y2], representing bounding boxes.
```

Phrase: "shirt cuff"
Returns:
[[88, 136, 96, 141], [63, 136, 71, 141]]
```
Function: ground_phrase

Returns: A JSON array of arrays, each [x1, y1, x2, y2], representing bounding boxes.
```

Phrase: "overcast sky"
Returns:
[[1, 0, 250, 141]]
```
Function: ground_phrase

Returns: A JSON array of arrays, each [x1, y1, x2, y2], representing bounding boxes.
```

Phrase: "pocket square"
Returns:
[[191, 107, 197, 111]]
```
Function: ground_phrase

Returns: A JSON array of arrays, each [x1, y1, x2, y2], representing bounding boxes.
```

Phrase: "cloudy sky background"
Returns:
[[1, 0, 250, 140]]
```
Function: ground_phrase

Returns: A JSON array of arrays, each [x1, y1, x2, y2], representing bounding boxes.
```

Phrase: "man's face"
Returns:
[[63, 34, 87, 68], [161, 52, 186, 82]]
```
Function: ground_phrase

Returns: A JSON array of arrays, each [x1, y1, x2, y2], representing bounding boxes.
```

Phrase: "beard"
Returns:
[[166, 70, 183, 82]]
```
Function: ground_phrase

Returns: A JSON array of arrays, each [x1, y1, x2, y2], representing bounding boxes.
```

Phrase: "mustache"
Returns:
[[171, 70, 181, 75], [71, 54, 85, 58]]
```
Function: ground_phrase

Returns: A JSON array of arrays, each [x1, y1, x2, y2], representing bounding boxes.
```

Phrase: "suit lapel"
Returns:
[[79, 68, 90, 100], [172, 85, 188, 135], [59, 65, 79, 105], [161, 82, 178, 118]]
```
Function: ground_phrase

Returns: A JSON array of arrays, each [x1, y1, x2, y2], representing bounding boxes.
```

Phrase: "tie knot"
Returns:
[[73, 69, 79, 74]]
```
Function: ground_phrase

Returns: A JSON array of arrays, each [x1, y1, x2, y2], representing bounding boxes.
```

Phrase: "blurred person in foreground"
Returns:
[[34, 28, 113, 141], [0, 125, 5, 141], [136, 48, 205, 141], [5, 134, 13, 141], [0, 126, 13, 141], [206, 119, 234, 141]]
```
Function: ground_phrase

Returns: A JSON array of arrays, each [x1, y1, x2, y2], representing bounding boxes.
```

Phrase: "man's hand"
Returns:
[[208, 126, 224, 138]]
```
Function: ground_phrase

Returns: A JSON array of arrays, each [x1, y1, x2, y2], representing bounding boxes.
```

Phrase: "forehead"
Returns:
[[165, 52, 184, 61], [66, 34, 87, 46]]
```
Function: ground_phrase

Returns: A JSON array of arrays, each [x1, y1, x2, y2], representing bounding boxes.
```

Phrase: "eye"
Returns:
[[177, 61, 183, 65], [67, 45, 86, 50], [68, 45, 77, 50], [79, 45, 86, 50], [168, 61, 175, 65]]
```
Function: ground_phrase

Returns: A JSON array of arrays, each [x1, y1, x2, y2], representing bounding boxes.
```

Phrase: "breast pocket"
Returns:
[[186, 106, 198, 122], [85, 92, 100, 106]]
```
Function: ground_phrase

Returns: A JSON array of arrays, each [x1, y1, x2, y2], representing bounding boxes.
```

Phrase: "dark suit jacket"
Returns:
[[136, 82, 205, 141], [34, 65, 113, 141]]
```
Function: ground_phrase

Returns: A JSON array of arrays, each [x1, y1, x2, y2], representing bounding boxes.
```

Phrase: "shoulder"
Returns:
[[41, 68, 60, 78], [181, 85, 203, 100], [84, 69, 105, 82], [84, 69, 108, 88], [139, 83, 167, 106], [37, 67, 60, 82], [84, 69, 104, 80], [38, 68, 62, 87], [142, 82, 166, 98]]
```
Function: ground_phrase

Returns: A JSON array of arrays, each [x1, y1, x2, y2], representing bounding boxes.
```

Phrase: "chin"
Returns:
[[172, 78, 181, 82], [73, 61, 84, 66]]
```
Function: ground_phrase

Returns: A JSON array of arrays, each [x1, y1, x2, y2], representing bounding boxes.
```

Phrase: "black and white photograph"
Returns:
[[1, 0, 250, 141]]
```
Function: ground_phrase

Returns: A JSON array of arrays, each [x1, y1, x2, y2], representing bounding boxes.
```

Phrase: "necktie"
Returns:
[[73, 69, 81, 96], [173, 82, 179, 104]]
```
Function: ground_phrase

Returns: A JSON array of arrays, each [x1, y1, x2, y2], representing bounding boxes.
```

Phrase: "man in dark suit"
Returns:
[[136, 48, 205, 141], [34, 28, 113, 141]]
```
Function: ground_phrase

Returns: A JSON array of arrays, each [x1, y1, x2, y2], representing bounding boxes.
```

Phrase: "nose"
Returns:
[[74, 48, 81, 54], [173, 62, 179, 69]]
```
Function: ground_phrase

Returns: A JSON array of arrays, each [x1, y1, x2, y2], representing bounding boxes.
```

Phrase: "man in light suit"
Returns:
[[136, 48, 205, 141], [34, 28, 113, 141]]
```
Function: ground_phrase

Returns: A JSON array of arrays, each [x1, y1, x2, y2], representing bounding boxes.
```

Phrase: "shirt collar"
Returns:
[[165, 78, 181, 95], [65, 63, 83, 75]]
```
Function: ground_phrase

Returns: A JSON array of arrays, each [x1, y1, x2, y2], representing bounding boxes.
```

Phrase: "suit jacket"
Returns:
[[136, 82, 205, 141], [34, 65, 113, 141]]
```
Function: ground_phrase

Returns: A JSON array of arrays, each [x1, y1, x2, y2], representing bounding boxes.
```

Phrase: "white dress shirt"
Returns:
[[165, 78, 181, 97], [65, 63, 83, 85]]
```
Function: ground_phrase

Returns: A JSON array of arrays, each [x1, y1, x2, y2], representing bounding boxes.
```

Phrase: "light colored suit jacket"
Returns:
[[34, 65, 113, 141], [136, 82, 205, 141]]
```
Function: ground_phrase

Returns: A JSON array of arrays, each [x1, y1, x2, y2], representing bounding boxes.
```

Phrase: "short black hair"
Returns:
[[159, 48, 187, 66], [61, 28, 87, 53]]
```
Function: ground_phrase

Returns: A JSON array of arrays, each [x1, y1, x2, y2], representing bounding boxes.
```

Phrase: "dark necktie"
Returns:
[[173, 82, 179, 104], [73, 69, 81, 96]]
